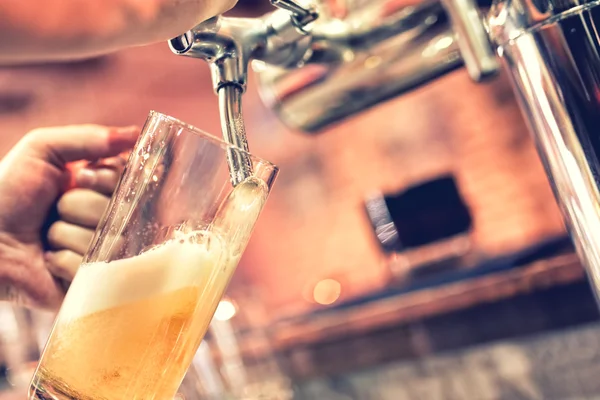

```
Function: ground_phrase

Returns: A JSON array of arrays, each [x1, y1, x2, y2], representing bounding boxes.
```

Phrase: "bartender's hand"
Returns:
[[45, 155, 127, 289], [0, 0, 237, 64], [0, 125, 137, 310]]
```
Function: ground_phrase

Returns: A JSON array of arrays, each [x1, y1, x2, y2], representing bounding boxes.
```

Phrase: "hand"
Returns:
[[0, 125, 138, 310], [45, 156, 127, 291]]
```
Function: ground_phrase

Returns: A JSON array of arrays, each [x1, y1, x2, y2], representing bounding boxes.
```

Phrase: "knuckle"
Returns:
[[20, 128, 46, 148], [25, 127, 45, 138], [98, 171, 120, 191]]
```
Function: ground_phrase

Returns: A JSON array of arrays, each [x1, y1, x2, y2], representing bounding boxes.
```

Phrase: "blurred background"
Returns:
[[2, 0, 600, 399]]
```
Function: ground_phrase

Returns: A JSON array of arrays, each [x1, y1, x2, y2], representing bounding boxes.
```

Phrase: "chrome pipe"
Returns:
[[488, 0, 600, 302]]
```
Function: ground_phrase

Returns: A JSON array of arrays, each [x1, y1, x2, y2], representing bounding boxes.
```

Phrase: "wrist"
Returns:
[[0, 232, 27, 304]]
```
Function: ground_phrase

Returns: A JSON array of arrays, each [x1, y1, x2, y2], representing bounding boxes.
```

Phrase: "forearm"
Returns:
[[0, 0, 235, 64]]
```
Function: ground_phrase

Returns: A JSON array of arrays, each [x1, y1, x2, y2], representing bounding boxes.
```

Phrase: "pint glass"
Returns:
[[29, 111, 278, 400]]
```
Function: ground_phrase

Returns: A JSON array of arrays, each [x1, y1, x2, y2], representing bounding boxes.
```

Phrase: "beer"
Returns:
[[30, 177, 268, 400]]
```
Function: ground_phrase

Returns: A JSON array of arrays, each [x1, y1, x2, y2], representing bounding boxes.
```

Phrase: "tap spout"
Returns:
[[169, 6, 316, 93], [169, 2, 317, 185]]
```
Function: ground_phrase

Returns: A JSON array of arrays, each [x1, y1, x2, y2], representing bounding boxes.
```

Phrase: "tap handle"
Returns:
[[440, 0, 499, 81], [270, 0, 318, 26]]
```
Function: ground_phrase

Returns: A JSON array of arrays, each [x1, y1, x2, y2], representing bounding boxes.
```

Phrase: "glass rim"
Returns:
[[148, 110, 279, 172]]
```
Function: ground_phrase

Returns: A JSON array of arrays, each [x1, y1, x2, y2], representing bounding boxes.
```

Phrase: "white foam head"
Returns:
[[60, 231, 227, 322], [59, 176, 269, 323]]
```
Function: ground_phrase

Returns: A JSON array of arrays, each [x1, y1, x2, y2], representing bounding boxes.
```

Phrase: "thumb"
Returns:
[[23, 125, 139, 168]]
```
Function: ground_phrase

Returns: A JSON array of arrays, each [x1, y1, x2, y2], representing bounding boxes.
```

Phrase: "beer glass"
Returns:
[[28, 111, 278, 400]]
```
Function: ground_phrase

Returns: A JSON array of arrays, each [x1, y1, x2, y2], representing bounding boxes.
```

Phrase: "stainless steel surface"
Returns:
[[488, 0, 600, 301], [488, 0, 600, 43], [255, 0, 466, 133], [254, 0, 501, 133], [219, 85, 253, 186], [441, 0, 499, 80]]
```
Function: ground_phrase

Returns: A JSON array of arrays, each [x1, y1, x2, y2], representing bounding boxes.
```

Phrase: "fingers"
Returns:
[[47, 221, 94, 255], [48, 173, 118, 286], [57, 189, 110, 228], [46, 250, 83, 282], [46, 218, 95, 283], [65, 153, 128, 194], [47, 189, 109, 283], [22, 125, 139, 169], [75, 166, 123, 195]]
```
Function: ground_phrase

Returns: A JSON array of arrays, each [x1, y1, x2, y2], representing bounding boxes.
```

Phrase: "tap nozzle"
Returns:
[[168, 3, 318, 185], [168, 3, 317, 93]]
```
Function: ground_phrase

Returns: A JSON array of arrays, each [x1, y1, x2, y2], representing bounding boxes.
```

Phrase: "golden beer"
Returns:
[[30, 177, 268, 400]]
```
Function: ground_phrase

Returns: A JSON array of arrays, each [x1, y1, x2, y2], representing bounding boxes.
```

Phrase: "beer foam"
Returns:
[[60, 231, 228, 322], [59, 176, 269, 323]]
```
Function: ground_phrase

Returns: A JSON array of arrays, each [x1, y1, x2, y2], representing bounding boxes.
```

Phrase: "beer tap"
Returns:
[[169, 0, 318, 186], [254, 0, 499, 132]]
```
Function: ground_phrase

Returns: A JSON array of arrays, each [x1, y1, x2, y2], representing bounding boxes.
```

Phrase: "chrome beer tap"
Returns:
[[169, 0, 318, 186]]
